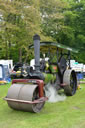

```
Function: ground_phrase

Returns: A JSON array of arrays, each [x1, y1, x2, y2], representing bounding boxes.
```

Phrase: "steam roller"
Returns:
[[4, 34, 78, 113]]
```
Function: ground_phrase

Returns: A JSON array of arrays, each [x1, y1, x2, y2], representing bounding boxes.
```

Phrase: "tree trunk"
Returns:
[[19, 48, 22, 63], [24, 54, 28, 63], [6, 41, 8, 59]]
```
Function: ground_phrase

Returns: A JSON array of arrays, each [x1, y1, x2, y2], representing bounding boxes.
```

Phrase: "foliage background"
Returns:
[[0, 0, 85, 63]]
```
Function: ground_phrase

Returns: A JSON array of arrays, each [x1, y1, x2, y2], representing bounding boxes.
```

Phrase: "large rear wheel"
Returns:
[[63, 70, 77, 96]]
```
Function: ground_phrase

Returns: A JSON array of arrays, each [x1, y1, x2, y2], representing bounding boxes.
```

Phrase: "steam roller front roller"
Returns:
[[63, 69, 77, 96], [5, 84, 45, 113]]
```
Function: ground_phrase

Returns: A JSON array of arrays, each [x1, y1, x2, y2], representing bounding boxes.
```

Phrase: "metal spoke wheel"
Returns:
[[63, 69, 77, 96]]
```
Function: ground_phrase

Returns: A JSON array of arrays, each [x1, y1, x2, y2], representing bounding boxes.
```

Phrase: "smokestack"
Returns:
[[33, 34, 40, 72]]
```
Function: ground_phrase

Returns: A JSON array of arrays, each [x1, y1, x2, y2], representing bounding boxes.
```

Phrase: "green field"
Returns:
[[0, 83, 85, 128]]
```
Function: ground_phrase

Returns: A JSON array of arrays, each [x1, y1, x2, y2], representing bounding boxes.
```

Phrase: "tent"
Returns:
[[0, 64, 11, 84], [0, 60, 13, 73]]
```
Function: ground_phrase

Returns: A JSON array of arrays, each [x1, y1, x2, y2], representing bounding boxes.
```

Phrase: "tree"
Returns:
[[0, 0, 42, 62], [40, 0, 68, 41], [63, 0, 85, 62]]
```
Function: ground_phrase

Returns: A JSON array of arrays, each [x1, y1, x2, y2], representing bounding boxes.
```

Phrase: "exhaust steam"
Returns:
[[44, 83, 66, 103]]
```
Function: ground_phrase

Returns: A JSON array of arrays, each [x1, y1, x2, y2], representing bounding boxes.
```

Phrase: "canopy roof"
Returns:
[[29, 42, 78, 53]]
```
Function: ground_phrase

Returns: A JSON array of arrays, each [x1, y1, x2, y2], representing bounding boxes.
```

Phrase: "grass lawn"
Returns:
[[0, 83, 85, 128], [80, 79, 85, 81]]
